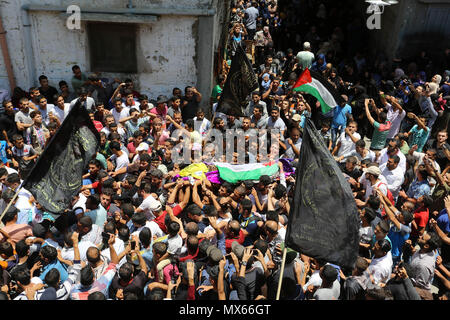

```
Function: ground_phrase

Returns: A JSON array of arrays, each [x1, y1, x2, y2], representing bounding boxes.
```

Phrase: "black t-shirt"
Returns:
[[0, 112, 17, 140], [39, 86, 59, 104], [108, 270, 148, 299], [181, 96, 199, 122]]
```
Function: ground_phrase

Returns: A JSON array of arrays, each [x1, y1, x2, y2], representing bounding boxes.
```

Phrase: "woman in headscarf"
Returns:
[[311, 53, 327, 73]]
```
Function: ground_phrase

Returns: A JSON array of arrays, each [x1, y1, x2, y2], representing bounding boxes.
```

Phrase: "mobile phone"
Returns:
[[252, 249, 259, 256], [101, 232, 111, 242], [131, 240, 136, 250]]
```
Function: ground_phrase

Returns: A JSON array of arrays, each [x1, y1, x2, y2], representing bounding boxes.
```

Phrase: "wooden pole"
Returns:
[[275, 246, 288, 300], [0, 184, 23, 226]]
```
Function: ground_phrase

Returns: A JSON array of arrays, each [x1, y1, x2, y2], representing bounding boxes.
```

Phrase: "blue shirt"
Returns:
[[409, 125, 430, 152], [437, 209, 450, 233], [407, 179, 430, 199], [40, 260, 69, 282], [85, 205, 108, 227], [332, 104, 352, 129], [388, 224, 411, 258], [0, 141, 8, 164]]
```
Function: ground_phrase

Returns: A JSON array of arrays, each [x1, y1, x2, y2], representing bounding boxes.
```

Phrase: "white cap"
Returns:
[[303, 42, 311, 49], [136, 142, 149, 152]]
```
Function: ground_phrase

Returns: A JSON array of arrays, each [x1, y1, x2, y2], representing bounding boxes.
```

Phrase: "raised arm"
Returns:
[[364, 99, 375, 126]]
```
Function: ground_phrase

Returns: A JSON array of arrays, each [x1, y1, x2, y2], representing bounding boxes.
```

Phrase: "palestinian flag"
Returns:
[[213, 161, 279, 184], [293, 68, 342, 113]]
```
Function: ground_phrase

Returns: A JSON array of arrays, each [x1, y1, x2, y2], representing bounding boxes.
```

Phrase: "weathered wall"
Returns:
[[360, 0, 450, 65], [0, 0, 223, 101]]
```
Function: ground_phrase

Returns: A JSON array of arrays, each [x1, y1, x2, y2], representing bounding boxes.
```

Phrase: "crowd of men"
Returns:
[[0, 0, 449, 301]]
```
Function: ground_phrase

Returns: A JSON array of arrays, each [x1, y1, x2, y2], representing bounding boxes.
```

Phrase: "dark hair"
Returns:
[[253, 239, 268, 255], [378, 220, 390, 234], [80, 266, 95, 286], [321, 265, 338, 284], [355, 139, 366, 148], [0, 241, 14, 257], [241, 199, 253, 212], [15, 240, 30, 258], [378, 238, 391, 253], [265, 210, 279, 223], [88, 291, 106, 300], [427, 232, 441, 251], [118, 226, 130, 242], [167, 221, 180, 236], [121, 202, 135, 219], [44, 268, 60, 288], [186, 235, 199, 253], [41, 245, 58, 262], [153, 242, 168, 256], [14, 269, 31, 286], [109, 141, 121, 151], [146, 288, 165, 300], [274, 184, 286, 200], [78, 216, 93, 229], [7, 172, 20, 184], [367, 195, 381, 210], [139, 227, 152, 248], [119, 263, 134, 282], [38, 75, 48, 82], [366, 287, 386, 300], [131, 211, 147, 227], [259, 175, 272, 186]]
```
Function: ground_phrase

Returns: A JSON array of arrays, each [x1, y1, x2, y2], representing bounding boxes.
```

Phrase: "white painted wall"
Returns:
[[0, 0, 210, 99]]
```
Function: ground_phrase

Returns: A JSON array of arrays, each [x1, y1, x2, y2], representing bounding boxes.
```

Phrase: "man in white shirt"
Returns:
[[70, 87, 95, 111], [333, 121, 361, 159], [296, 42, 315, 70], [266, 106, 286, 134], [108, 141, 129, 180], [135, 184, 162, 221], [382, 96, 406, 140], [380, 155, 404, 200], [377, 139, 406, 174], [111, 98, 130, 124], [358, 166, 388, 204], [48, 94, 70, 123], [368, 238, 393, 286]]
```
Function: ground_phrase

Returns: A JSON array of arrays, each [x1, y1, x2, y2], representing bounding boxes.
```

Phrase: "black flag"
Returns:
[[23, 100, 100, 215], [216, 43, 258, 117], [285, 118, 360, 269]]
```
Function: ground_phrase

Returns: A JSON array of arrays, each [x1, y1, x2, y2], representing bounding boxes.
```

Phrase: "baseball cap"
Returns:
[[292, 114, 301, 122], [148, 200, 162, 212], [231, 241, 244, 260], [206, 246, 223, 263], [136, 143, 149, 152], [363, 166, 381, 176]]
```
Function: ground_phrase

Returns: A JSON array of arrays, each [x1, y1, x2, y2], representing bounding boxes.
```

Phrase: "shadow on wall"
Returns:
[[397, 32, 450, 63]]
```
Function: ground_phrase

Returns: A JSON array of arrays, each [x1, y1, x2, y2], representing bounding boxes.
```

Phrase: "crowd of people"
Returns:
[[0, 0, 449, 301]]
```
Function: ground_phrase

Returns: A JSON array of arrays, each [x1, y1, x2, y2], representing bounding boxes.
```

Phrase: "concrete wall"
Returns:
[[0, 0, 224, 104], [361, 0, 450, 65]]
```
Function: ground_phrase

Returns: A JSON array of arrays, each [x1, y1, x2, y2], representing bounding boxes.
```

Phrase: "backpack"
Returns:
[[375, 181, 395, 217]]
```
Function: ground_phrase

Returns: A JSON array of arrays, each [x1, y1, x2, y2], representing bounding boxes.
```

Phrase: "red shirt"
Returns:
[[225, 230, 246, 253], [93, 120, 103, 132], [411, 207, 429, 237], [154, 204, 183, 233]]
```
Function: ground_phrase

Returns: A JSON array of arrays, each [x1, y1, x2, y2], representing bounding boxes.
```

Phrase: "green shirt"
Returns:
[[71, 73, 88, 93], [400, 141, 410, 155], [371, 121, 391, 150], [210, 85, 222, 103]]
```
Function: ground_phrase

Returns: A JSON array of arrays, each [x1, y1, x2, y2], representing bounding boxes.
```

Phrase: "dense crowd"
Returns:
[[0, 0, 449, 301]]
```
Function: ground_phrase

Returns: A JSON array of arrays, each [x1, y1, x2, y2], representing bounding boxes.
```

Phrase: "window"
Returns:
[[88, 22, 137, 73]]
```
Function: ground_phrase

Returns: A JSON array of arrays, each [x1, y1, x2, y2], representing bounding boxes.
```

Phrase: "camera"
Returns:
[[131, 240, 136, 250]]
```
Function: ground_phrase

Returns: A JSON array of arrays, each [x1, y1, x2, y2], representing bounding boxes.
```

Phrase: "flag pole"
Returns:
[[0, 182, 24, 226], [275, 246, 288, 300]]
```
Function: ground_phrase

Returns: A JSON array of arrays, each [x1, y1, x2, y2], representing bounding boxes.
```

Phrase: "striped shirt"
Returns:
[[13, 264, 81, 300]]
